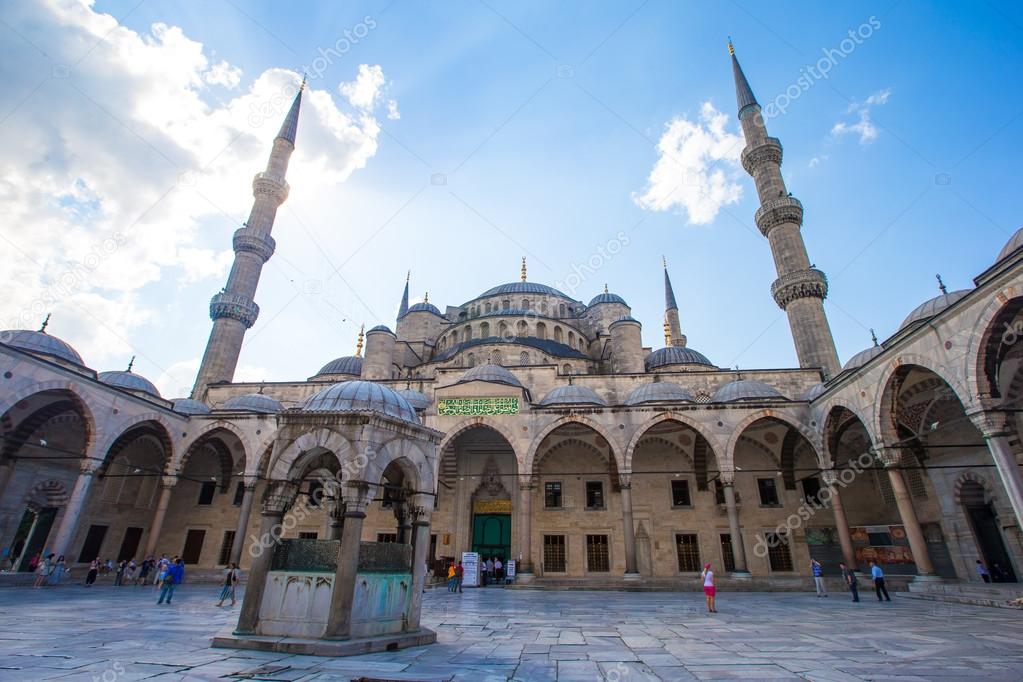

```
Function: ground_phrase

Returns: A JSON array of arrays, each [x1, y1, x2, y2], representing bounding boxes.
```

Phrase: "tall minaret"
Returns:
[[729, 41, 840, 378], [191, 80, 304, 398], [662, 257, 686, 348], [397, 271, 410, 320]]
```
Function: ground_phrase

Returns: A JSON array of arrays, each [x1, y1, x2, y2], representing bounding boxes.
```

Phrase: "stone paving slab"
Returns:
[[1, 585, 1023, 680]]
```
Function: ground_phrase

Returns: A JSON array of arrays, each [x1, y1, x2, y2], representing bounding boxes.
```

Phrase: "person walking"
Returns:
[[839, 562, 859, 602], [455, 561, 464, 593], [976, 560, 991, 583], [85, 559, 99, 586], [216, 563, 240, 606], [47, 555, 67, 586], [33, 553, 53, 588], [701, 562, 717, 613], [869, 560, 891, 602], [157, 558, 184, 605], [494, 557, 504, 583], [811, 558, 828, 597], [137, 557, 152, 586], [446, 562, 457, 592], [114, 560, 126, 586]]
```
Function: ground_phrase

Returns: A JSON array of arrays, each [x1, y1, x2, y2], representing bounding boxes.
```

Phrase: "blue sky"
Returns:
[[3, 1, 1022, 395]]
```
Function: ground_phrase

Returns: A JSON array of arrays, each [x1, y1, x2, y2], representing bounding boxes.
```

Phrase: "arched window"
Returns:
[[498, 321, 509, 338], [536, 322, 547, 340], [484, 302, 492, 313], [563, 363, 572, 375], [522, 298, 530, 310], [480, 322, 490, 338], [579, 337, 585, 351], [502, 299, 511, 310], [467, 353, 476, 367], [568, 331, 575, 346], [462, 326, 471, 343], [519, 351, 530, 365], [554, 326, 563, 343], [490, 351, 502, 365], [567, 306, 574, 316], [516, 320, 528, 337], [540, 300, 548, 315], [559, 303, 566, 317]]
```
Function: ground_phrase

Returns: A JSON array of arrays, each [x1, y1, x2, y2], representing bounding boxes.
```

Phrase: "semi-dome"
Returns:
[[712, 379, 784, 403], [538, 385, 606, 407], [1, 329, 84, 366], [397, 388, 431, 411], [456, 363, 523, 388], [800, 383, 827, 402], [302, 380, 419, 424], [315, 356, 363, 377], [625, 381, 694, 405], [406, 301, 442, 316], [997, 226, 1023, 263], [588, 292, 627, 307], [99, 370, 161, 397], [367, 325, 394, 334], [172, 398, 211, 415], [842, 345, 884, 372], [645, 346, 714, 370], [222, 393, 282, 414], [477, 281, 571, 299], [900, 290, 971, 330]]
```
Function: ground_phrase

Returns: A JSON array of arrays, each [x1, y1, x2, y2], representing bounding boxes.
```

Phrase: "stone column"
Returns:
[[620, 479, 639, 578], [822, 470, 857, 568], [879, 448, 936, 578], [407, 494, 432, 631], [722, 476, 750, 575], [50, 465, 96, 559], [327, 497, 345, 541], [144, 477, 177, 558], [517, 480, 534, 576], [970, 410, 1023, 533], [229, 480, 258, 566], [324, 482, 371, 640], [394, 493, 411, 544], [235, 480, 296, 635]]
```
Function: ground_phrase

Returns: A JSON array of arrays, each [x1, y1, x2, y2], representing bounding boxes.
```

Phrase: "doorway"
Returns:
[[13, 507, 57, 571], [963, 481, 1017, 582], [472, 513, 510, 565]]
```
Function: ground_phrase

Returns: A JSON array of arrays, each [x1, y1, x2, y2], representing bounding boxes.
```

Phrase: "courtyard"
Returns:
[[0, 585, 1021, 681]]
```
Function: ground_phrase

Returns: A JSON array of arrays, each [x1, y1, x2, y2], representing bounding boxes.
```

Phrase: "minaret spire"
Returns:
[[662, 258, 686, 348], [729, 40, 840, 378], [398, 270, 410, 319], [355, 324, 364, 357], [191, 77, 304, 398], [520, 257, 527, 282]]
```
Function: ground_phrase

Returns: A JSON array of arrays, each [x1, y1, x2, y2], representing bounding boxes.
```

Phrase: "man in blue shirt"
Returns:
[[810, 558, 827, 597], [157, 557, 185, 605], [869, 560, 891, 602]]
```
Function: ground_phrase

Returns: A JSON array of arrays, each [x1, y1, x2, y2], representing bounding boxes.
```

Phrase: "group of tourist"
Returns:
[[30, 553, 67, 587], [446, 561, 464, 592], [817, 558, 894, 604]]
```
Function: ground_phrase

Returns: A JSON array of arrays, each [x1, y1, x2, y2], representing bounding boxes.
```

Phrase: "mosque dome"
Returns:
[[302, 380, 419, 424], [996, 226, 1023, 263], [367, 325, 394, 334], [406, 301, 442, 316], [645, 346, 714, 371], [315, 356, 363, 377], [221, 393, 282, 414], [397, 388, 431, 411], [842, 345, 884, 372], [478, 281, 571, 299], [712, 379, 784, 403], [800, 383, 828, 402], [172, 398, 211, 415], [588, 292, 627, 307], [98, 370, 161, 397], [1, 329, 84, 366], [456, 363, 523, 388], [900, 290, 971, 330], [625, 381, 694, 406], [538, 385, 606, 407]]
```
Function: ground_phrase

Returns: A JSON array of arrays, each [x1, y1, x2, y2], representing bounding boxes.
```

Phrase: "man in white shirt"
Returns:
[[494, 557, 503, 582]]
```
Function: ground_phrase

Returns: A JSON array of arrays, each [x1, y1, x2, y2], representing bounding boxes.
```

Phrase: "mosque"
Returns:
[[2, 44, 1022, 612]]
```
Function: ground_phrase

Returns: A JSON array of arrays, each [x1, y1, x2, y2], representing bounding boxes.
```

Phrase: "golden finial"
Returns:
[[662, 255, 668, 269], [423, 291, 429, 304], [355, 324, 364, 357], [520, 257, 527, 282], [38, 313, 51, 333], [728, 37, 735, 56], [126, 355, 135, 372], [604, 283, 609, 294], [936, 274, 947, 295], [663, 319, 672, 346], [300, 73, 307, 91]]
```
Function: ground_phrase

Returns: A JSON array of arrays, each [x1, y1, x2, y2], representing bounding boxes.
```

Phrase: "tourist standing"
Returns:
[[811, 558, 828, 597], [455, 561, 464, 593], [114, 560, 126, 586], [48, 555, 67, 586], [33, 553, 53, 588], [155, 554, 170, 588], [216, 563, 240, 606], [125, 559, 138, 584], [85, 559, 99, 586], [839, 562, 859, 602], [446, 562, 456, 592], [157, 558, 184, 605], [701, 562, 717, 613], [869, 561, 890, 602], [494, 557, 504, 582], [976, 560, 991, 583], [137, 557, 152, 585]]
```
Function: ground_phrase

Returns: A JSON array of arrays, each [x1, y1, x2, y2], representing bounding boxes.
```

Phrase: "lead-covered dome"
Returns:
[[302, 381, 419, 424], [99, 370, 161, 397], [645, 346, 714, 371], [1, 330, 84, 366], [478, 281, 570, 299], [397, 388, 431, 411], [456, 363, 523, 388], [800, 383, 827, 402], [842, 345, 883, 372], [712, 379, 784, 402], [406, 301, 442, 316], [900, 290, 971, 330], [172, 398, 211, 415], [538, 385, 606, 407], [588, 292, 627, 307], [315, 356, 363, 377], [997, 226, 1023, 263], [625, 381, 694, 405], [222, 393, 282, 413]]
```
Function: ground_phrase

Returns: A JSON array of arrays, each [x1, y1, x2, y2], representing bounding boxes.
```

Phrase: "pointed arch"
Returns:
[[872, 355, 974, 446], [96, 414, 175, 476], [724, 409, 821, 471], [267, 427, 354, 481], [437, 417, 520, 460], [0, 382, 97, 453], [525, 414, 623, 476], [624, 411, 722, 472], [966, 284, 1023, 399]]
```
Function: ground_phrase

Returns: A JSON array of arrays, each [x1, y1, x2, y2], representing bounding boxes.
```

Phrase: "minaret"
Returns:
[[191, 80, 304, 398], [662, 257, 686, 348], [729, 41, 840, 378], [398, 271, 410, 320]]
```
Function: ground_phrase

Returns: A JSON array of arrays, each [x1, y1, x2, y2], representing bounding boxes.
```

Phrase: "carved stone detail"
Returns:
[[754, 196, 803, 237], [233, 227, 276, 262], [771, 268, 829, 309], [741, 137, 783, 175], [209, 291, 260, 327]]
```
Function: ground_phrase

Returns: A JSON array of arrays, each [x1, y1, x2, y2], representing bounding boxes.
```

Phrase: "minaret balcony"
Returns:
[[233, 227, 277, 262], [210, 292, 260, 328], [251, 172, 290, 204], [754, 196, 803, 237], [771, 268, 828, 309], [740, 136, 782, 175]]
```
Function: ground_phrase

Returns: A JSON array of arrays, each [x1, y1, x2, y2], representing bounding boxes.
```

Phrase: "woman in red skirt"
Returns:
[[701, 562, 717, 613]]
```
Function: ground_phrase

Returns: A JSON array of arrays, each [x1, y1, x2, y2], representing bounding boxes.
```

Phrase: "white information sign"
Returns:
[[506, 560, 516, 579], [461, 552, 480, 587]]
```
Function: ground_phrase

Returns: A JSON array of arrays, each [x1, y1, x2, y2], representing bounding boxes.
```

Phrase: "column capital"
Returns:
[[966, 409, 1014, 439], [718, 471, 736, 486], [159, 475, 178, 489], [874, 446, 902, 468], [820, 469, 839, 486], [341, 481, 372, 513], [261, 480, 298, 516]]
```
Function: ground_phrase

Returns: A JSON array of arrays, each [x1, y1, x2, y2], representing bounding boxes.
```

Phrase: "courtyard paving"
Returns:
[[0, 583, 1021, 681]]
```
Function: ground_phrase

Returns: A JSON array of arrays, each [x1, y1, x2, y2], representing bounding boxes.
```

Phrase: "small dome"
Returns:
[[457, 364, 523, 388], [1, 330, 84, 366], [172, 398, 211, 415], [99, 370, 161, 397], [367, 325, 394, 334], [477, 281, 570, 299], [997, 227, 1023, 263], [302, 381, 419, 423], [609, 316, 640, 328], [406, 302, 442, 316], [800, 383, 827, 401], [315, 356, 363, 377], [539, 385, 606, 407], [842, 345, 883, 372], [625, 382, 694, 406], [588, 292, 627, 307], [645, 346, 714, 370], [712, 379, 784, 403], [222, 393, 282, 414], [397, 388, 431, 411], [900, 290, 970, 330]]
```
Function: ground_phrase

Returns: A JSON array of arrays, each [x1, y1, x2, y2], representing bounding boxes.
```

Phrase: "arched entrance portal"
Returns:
[[961, 480, 1017, 582]]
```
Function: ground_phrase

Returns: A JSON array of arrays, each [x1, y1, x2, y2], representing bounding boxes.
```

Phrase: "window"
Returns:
[[568, 331, 575, 346], [586, 534, 610, 572], [765, 531, 793, 571], [182, 529, 206, 564], [519, 351, 530, 365], [233, 482, 246, 506], [559, 304, 566, 317], [117, 527, 143, 562], [299, 531, 319, 540], [218, 530, 235, 565], [867, 531, 893, 546], [522, 298, 530, 309], [671, 480, 692, 507], [198, 480, 217, 505], [480, 322, 490, 338], [516, 320, 528, 336], [462, 326, 471, 343], [544, 482, 562, 508], [484, 302, 492, 313], [543, 535, 566, 572], [536, 322, 547, 340], [720, 533, 736, 572], [585, 481, 604, 510], [540, 301, 548, 314], [675, 533, 701, 572], [498, 321, 509, 338], [801, 477, 822, 504], [502, 299, 510, 310], [490, 351, 502, 365], [78, 525, 109, 563], [467, 353, 476, 367], [757, 478, 780, 507], [714, 480, 726, 505], [563, 364, 572, 375], [376, 533, 397, 543], [554, 326, 563, 343], [306, 481, 323, 508]]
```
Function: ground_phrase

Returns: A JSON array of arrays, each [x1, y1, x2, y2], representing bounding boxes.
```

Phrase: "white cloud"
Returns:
[[808, 155, 828, 168], [340, 64, 386, 110], [204, 60, 242, 88], [387, 99, 400, 120], [865, 88, 891, 107], [832, 88, 891, 144], [632, 102, 744, 224]]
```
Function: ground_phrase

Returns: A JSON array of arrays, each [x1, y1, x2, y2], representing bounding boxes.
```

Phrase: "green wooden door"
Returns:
[[472, 513, 511, 562]]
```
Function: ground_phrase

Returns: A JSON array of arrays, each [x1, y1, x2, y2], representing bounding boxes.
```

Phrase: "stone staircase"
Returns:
[[903, 581, 1023, 609]]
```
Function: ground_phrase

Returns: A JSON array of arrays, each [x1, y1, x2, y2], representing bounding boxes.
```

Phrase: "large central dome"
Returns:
[[476, 281, 572, 300]]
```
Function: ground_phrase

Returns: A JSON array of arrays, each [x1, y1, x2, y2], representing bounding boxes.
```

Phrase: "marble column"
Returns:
[[620, 480, 639, 577], [394, 494, 411, 545], [880, 448, 936, 577], [324, 482, 371, 640], [722, 478, 750, 574], [229, 480, 258, 566], [235, 480, 296, 635], [406, 494, 432, 631], [822, 470, 857, 568], [517, 480, 533, 575], [144, 478, 176, 558], [50, 466, 96, 559], [970, 410, 1023, 533]]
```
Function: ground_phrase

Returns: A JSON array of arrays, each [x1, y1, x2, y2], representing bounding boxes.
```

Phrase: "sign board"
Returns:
[[438, 397, 519, 416], [473, 499, 513, 514], [461, 552, 480, 587], [505, 560, 516, 579]]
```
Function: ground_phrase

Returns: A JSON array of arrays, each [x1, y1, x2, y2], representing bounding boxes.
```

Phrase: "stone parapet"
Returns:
[[251, 172, 289, 204], [233, 227, 276, 262], [754, 196, 803, 237], [771, 268, 828, 309], [741, 137, 783, 175], [210, 292, 260, 328]]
